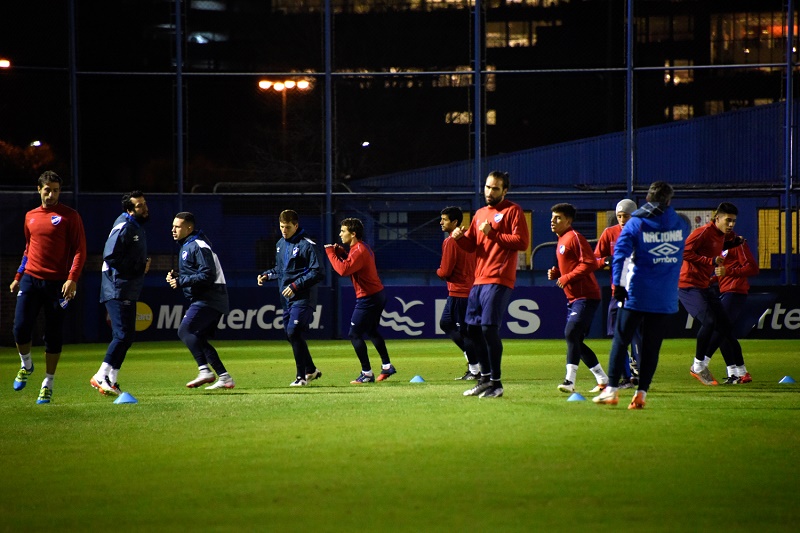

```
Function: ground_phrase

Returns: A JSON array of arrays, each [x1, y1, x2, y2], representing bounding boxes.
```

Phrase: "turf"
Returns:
[[1, 338, 798, 532]]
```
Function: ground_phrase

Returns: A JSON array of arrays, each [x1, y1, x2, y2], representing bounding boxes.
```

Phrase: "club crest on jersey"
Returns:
[[494, 213, 504, 223], [181, 250, 188, 260], [51, 215, 62, 226], [722, 250, 729, 258], [559, 244, 566, 254], [292, 246, 299, 257]]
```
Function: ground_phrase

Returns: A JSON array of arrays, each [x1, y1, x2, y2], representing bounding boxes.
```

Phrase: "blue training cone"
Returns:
[[409, 375, 425, 383], [114, 392, 138, 404], [567, 392, 586, 402], [779, 375, 796, 384]]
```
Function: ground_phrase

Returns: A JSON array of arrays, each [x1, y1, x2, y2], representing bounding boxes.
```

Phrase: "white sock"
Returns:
[[565, 364, 578, 383], [737, 365, 747, 376], [637, 390, 648, 400], [590, 363, 609, 384], [703, 356, 713, 368], [363, 370, 373, 376], [42, 374, 55, 389], [109, 368, 119, 384], [198, 365, 211, 374], [726, 365, 737, 378], [692, 359, 705, 373], [19, 352, 32, 370], [468, 363, 481, 374], [605, 385, 619, 394], [382, 363, 392, 370]]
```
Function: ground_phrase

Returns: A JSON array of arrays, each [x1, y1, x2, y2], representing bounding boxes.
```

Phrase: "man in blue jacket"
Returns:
[[259, 210, 325, 386], [594, 181, 689, 409], [91, 191, 150, 396], [167, 212, 235, 390]]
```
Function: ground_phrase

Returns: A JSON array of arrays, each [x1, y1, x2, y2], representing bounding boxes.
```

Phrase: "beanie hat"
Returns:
[[616, 199, 637, 215]]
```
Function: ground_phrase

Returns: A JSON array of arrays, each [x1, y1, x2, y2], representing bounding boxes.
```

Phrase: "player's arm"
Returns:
[[326, 244, 363, 277], [486, 207, 529, 251], [558, 235, 597, 286], [290, 243, 325, 292], [594, 229, 612, 269], [436, 239, 457, 280], [726, 241, 759, 278], [682, 227, 715, 268]]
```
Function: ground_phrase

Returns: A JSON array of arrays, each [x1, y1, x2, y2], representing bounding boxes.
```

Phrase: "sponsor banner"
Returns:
[[340, 286, 583, 339], [128, 287, 333, 341]]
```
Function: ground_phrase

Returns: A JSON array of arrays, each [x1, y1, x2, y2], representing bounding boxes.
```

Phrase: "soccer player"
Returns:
[[437, 206, 479, 380], [167, 212, 235, 390], [258, 209, 324, 387], [594, 181, 689, 409], [548, 203, 609, 394], [324, 217, 397, 383], [451, 171, 530, 398], [594, 198, 641, 388], [91, 191, 151, 396], [678, 202, 744, 386], [9, 171, 87, 404], [704, 237, 759, 384]]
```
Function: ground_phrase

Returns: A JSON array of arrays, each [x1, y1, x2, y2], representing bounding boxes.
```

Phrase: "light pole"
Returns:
[[258, 78, 312, 159]]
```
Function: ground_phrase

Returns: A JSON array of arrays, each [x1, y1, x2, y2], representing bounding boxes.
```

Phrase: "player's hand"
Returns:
[[282, 286, 294, 298], [257, 274, 267, 286], [715, 265, 726, 278], [479, 220, 492, 235], [9, 280, 19, 294], [144, 257, 152, 274], [62, 280, 77, 300], [603, 256, 612, 267], [451, 226, 465, 240], [613, 285, 628, 303], [714, 256, 724, 266], [547, 266, 559, 280]]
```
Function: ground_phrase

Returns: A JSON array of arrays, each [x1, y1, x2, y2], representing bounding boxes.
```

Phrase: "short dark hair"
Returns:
[[122, 191, 144, 212], [440, 206, 463, 226], [279, 209, 299, 225], [551, 202, 576, 219], [340, 217, 364, 239], [647, 181, 674, 205], [38, 170, 62, 188], [715, 202, 738, 217], [175, 211, 195, 226], [487, 170, 509, 190]]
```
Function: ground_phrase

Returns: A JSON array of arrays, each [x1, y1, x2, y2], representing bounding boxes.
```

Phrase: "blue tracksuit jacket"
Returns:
[[100, 212, 148, 303], [176, 230, 229, 314], [262, 228, 324, 310]]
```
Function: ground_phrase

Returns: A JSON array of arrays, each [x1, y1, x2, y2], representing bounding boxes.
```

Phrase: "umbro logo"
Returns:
[[648, 242, 680, 257]]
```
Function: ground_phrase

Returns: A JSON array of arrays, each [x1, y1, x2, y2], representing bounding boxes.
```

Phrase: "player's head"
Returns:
[[550, 203, 575, 236], [440, 206, 463, 230], [279, 209, 300, 240], [713, 202, 738, 234], [122, 191, 149, 223], [340, 217, 364, 244], [172, 211, 195, 241], [615, 199, 636, 227], [484, 171, 509, 206], [646, 181, 674, 205], [37, 171, 62, 207]]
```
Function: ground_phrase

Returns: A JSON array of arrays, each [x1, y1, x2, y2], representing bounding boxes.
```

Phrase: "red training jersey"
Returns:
[[455, 199, 529, 289], [716, 241, 759, 294], [594, 224, 622, 287], [554, 227, 601, 302], [679, 221, 738, 289], [437, 234, 475, 298], [326, 241, 384, 298], [16, 203, 87, 282]]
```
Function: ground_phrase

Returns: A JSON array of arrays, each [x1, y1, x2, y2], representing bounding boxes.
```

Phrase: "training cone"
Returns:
[[567, 392, 586, 402], [779, 375, 796, 384], [113, 392, 138, 404], [409, 375, 425, 383]]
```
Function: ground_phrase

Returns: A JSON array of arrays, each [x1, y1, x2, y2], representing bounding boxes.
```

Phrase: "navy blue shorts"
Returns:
[[465, 284, 512, 327], [349, 290, 386, 337], [566, 298, 600, 334], [284, 302, 314, 337], [13, 274, 69, 353], [678, 287, 712, 319], [440, 295, 468, 333]]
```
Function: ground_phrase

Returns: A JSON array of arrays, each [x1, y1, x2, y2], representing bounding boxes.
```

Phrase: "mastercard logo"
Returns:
[[136, 301, 154, 331]]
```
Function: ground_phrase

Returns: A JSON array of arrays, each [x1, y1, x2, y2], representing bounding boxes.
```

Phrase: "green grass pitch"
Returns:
[[1, 338, 798, 531]]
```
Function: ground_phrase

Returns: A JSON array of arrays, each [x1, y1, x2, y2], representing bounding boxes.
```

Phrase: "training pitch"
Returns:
[[1, 338, 798, 531]]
